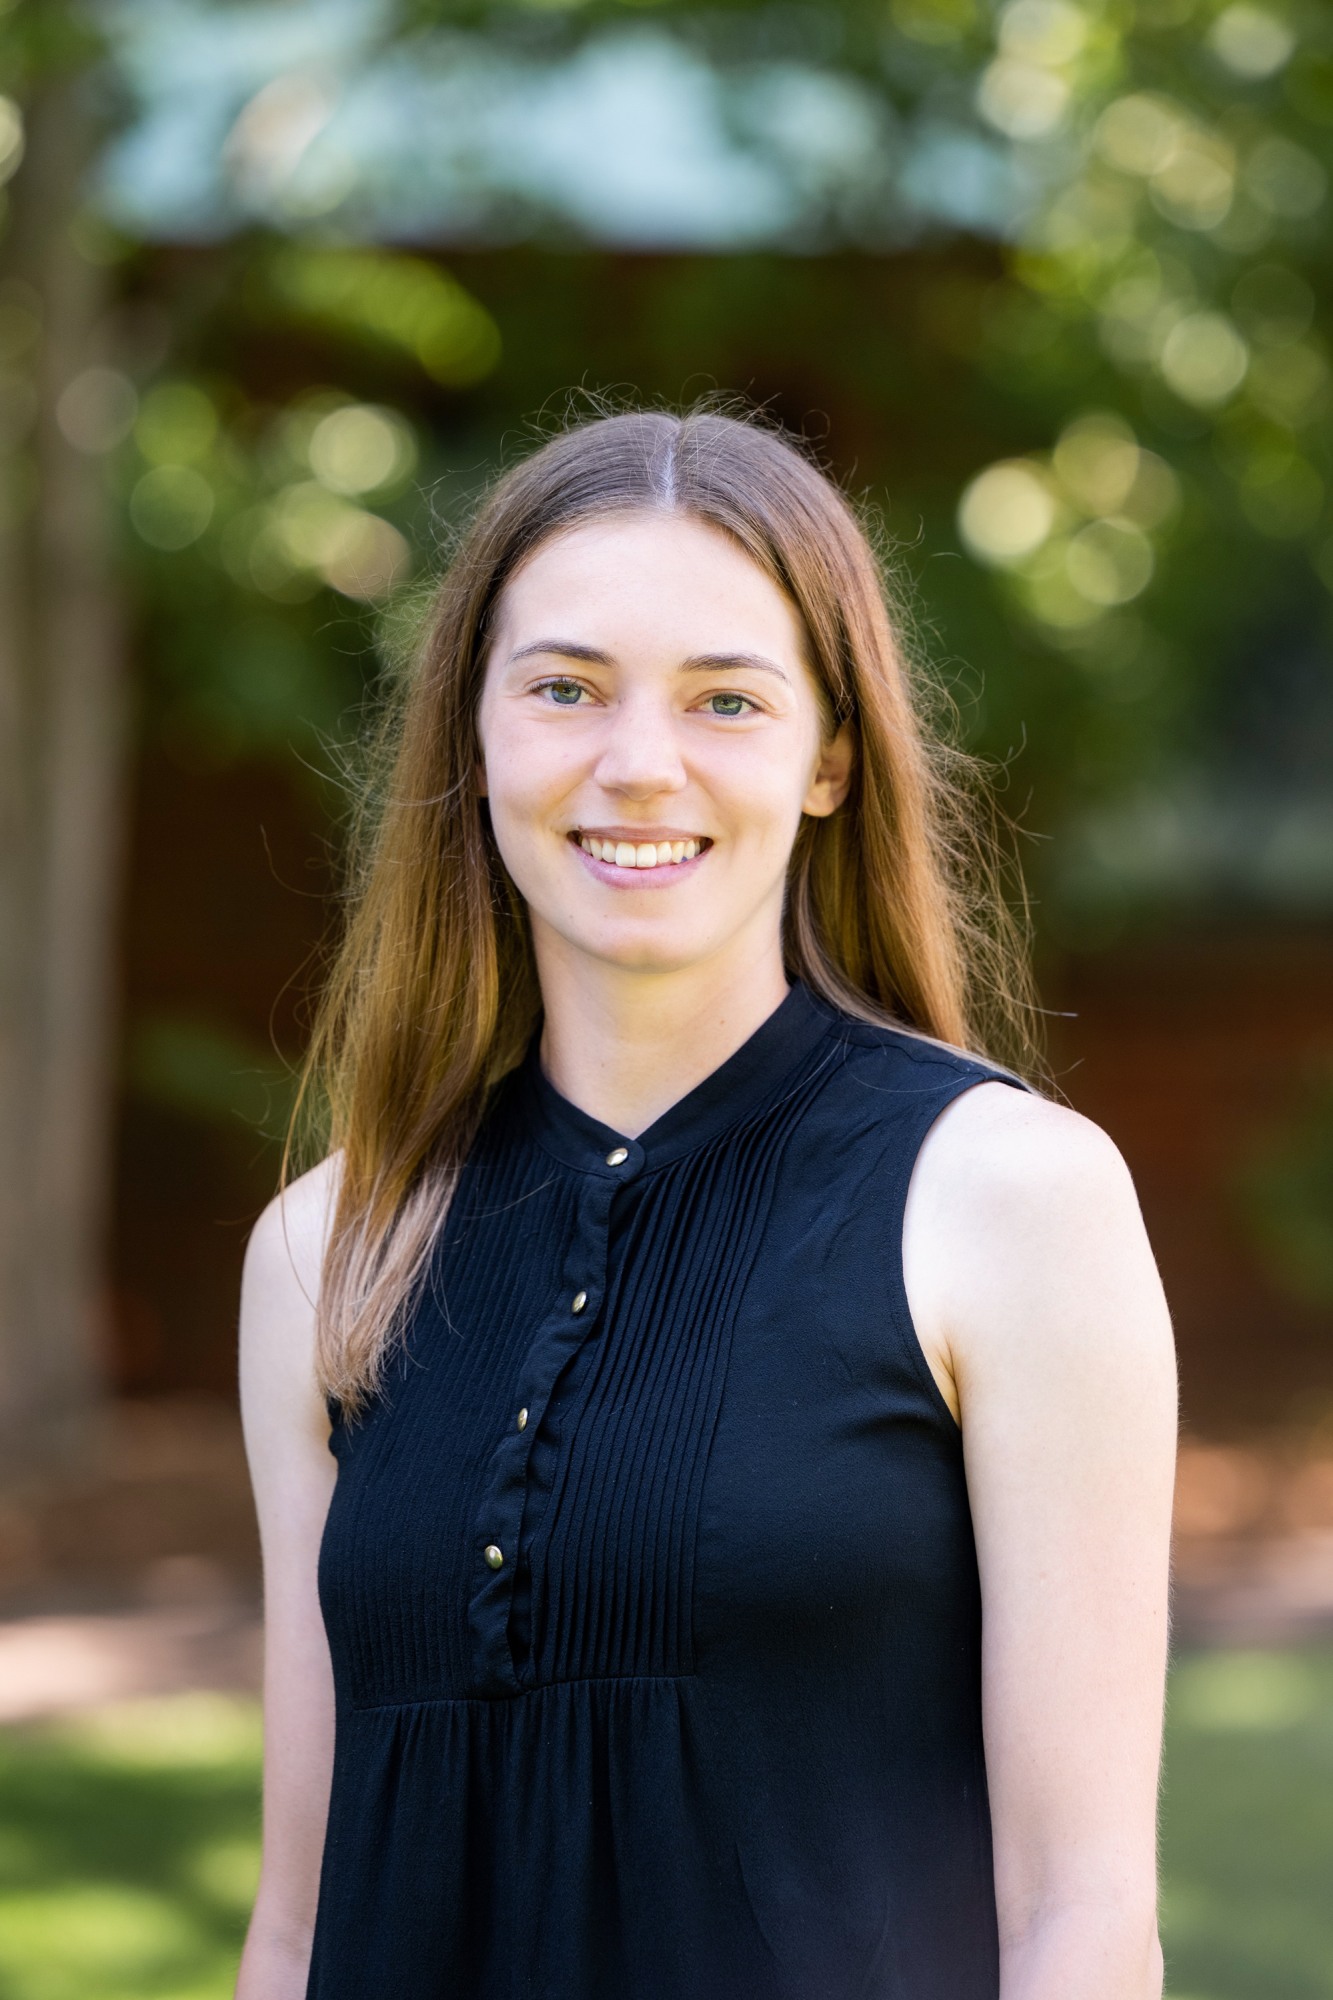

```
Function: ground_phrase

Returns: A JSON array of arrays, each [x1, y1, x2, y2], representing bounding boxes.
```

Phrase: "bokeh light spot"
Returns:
[[129, 466, 214, 550], [977, 58, 1070, 139], [1065, 517, 1155, 604], [320, 511, 412, 601], [1150, 132, 1236, 232], [0, 95, 24, 186], [959, 460, 1059, 564], [1020, 543, 1107, 629], [1245, 135, 1328, 218], [261, 482, 411, 600], [1120, 450, 1182, 531], [997, 0, 1088, 65], [1158, 311, 1249, 406], [1093, 93, 1183, 178], [1053, 411, 1141, 515], [308, 403, 416, 497], [56, 368, 138, 455], [1207, 4, 1296, 80]]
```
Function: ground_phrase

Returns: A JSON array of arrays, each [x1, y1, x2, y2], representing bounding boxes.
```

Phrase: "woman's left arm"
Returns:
[[915, 1084, 1178, 2000]]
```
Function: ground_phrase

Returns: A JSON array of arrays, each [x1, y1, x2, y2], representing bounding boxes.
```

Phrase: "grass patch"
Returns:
[[0, 1694, 261, 2000], [1161, 1644, 1333, 1999]]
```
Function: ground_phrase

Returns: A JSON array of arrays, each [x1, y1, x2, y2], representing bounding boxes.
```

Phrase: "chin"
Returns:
[[562, 924, 718, 977]]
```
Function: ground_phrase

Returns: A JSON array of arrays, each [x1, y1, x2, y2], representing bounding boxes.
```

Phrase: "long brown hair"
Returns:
[[289, 401, 1046, 1415]]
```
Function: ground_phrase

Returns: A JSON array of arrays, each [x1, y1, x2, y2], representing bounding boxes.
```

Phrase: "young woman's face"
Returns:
[[475, 510, 853, 979]]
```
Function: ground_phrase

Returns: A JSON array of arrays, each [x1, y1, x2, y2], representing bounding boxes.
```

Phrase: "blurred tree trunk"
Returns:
[[0, 74, 125, 1482]]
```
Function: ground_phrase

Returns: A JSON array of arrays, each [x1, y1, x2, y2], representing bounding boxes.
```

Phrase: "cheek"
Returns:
[[481, 715, 579, 833], [700, 736, 816, 824]]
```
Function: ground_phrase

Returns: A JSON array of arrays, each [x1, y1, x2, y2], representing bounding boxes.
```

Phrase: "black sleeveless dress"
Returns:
[[305, 977, 1033, 2000]]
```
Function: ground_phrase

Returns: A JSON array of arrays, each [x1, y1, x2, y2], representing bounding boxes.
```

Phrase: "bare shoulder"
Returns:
[[905, 1080, 1174, 1417], [915, 1078, 1139, 1229], [243, 1153, 344, 1319], [240, 1154, 344, 1439]]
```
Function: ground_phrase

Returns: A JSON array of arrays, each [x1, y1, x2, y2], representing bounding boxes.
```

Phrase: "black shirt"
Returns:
[[307, 975, 1032, 1999]]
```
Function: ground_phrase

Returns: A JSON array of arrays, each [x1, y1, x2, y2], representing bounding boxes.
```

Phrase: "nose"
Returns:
[[591, 691, 687, 799]]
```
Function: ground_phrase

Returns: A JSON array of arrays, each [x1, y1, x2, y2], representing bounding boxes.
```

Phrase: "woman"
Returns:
[[236, 406, 1177, 2000]]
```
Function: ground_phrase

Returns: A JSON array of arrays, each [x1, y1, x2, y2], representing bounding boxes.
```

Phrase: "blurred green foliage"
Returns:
[[0, 1649, 1331, 1998], [2, 0, 1331, 1252]]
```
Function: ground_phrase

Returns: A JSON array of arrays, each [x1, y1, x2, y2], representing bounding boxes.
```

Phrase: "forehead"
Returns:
[[492, 511, 809, 661]]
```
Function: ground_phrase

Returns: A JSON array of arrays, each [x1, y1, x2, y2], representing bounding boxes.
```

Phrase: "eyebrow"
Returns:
[[508, 639, 792, 685]]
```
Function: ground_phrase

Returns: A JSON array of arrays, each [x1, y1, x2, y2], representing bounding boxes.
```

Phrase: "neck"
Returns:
[[532, 937, 792, 1141]]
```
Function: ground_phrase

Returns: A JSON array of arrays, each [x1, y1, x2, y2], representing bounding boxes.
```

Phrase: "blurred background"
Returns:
[[0, 0, 1331, 1992]]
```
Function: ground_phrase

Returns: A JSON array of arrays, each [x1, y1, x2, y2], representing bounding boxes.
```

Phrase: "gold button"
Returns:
[[517, 1407, 528, 1431], [605, 1147, 629, 1166], [572, 1290, 588, 1313], [483, 1543, 504, 1569]]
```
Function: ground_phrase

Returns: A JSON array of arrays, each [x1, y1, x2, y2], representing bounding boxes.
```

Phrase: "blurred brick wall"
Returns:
[[110, 748, 333, 1397], [1046, 929, 1333, 1439]]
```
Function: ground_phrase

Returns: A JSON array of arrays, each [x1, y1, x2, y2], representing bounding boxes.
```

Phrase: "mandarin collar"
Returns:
[[516, 977, 835, 1177]]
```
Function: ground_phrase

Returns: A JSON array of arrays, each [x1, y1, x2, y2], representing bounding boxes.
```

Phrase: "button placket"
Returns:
[[466, 1146, 637, 1696]]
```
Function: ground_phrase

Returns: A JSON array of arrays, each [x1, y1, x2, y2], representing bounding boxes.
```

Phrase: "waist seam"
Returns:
[[348, 1670, 697, 1712]]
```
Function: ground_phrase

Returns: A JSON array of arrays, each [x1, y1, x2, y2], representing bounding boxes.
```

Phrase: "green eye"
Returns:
[[708, 693, 751, 717], [541, 679, 583, 705]]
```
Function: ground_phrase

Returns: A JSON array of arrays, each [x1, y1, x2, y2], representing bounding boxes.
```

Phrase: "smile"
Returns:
[[569, 831, 713, 871]]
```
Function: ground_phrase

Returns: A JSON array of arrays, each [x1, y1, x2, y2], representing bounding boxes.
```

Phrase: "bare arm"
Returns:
[[235, 1159, 342, 2000], [905, 1084, 1177, 2000]]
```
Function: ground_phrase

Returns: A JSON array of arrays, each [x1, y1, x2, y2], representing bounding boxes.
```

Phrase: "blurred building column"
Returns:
[[0, 72, 126, 1481]]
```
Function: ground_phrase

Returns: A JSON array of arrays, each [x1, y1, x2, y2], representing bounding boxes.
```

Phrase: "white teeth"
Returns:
[[577, 835, 705, 869]]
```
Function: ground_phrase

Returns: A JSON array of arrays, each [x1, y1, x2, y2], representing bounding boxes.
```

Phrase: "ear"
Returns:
[[802, 718, 855, 819]]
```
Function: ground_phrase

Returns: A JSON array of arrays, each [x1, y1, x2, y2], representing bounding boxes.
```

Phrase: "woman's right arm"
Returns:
[[235, 1159, 342, 2000]]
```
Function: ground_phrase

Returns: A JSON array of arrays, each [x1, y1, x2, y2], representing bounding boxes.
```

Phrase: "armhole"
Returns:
[[883, 1070, 1034, 1440]]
